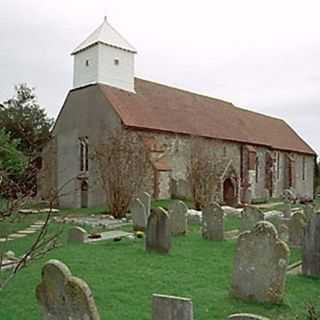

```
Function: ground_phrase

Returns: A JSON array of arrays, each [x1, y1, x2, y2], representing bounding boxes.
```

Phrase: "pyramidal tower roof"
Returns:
[[72, 17, 137, 55]]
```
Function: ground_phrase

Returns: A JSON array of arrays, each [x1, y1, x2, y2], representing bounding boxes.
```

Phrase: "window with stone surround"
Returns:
[[302, 156, 306, 181]]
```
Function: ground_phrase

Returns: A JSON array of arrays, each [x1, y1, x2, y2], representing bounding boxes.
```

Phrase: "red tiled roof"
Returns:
[[95, 78, 315, 155]]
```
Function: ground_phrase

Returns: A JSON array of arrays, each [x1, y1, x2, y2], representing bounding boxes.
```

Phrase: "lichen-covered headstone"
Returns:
[[302, 212, 320, 277], [228, 314, 270, 320], [131, 198, 147, 231], [68, 226, 88, 243], [152, 294, 193, 320], [289, 211, 306, 247], [202, 202, 224, 240], [303, 204, 315, 222], [231, 221, 289, 303], [240, 206, 264, 233], [36, 259, 100, 320], [139, 192, 151, 217], [168, 200, 188, 236], [145, 207, 171, 254]]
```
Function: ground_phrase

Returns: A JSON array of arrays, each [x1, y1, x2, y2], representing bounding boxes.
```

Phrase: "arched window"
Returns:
[[79, 137, 89, 172]]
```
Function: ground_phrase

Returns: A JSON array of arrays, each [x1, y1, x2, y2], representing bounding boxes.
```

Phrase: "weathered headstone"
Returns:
[[282, 189, 293, 218], [228, 314, 270, 320], [68, 226, 88, 243], [152, 294, 193, 320], [202, 202, 224, 240], [302, 212, 320, 277], [36, 259, 100, 320], [289, 212, 306, 247], [231, 221, 289, 303], [304, 204, 315, 222], [168, 200, 188, 236], [240, 206, 264, 233], [131, 198, 147, 231], [139, 192, 151, 217], [145, 207, 171, 254]]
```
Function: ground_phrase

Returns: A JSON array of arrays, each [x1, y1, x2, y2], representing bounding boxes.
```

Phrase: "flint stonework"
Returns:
[[202, 202, 224, 240], [231, 221, 289, 303], [302, 212, 320, 277], [152, 294, 193, 320], [145, 207, 171, 254], [36, 259, 100, 320], [168, 200, 188, 236]]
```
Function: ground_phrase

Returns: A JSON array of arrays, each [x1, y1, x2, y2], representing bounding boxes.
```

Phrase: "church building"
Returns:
[[39, 18, 316, 208]]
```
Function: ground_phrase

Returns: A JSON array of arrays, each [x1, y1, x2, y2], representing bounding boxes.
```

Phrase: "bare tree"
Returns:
[[94, 128, 148, 219], [189, 137, 224, 210]]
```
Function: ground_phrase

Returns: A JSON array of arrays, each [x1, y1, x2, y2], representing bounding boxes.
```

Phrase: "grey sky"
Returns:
[[0, 0, 319, 154]]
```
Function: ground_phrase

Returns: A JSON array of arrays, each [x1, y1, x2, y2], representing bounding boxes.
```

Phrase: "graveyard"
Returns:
[[0, 198, 320, 319]]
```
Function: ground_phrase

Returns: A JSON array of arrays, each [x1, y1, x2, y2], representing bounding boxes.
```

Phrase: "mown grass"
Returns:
[[0, 221, 318, 320]]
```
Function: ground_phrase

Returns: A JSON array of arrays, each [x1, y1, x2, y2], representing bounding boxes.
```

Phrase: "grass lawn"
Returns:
[[0, 222, 319, 320]]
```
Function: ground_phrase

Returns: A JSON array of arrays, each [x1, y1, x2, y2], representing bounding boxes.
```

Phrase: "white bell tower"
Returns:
[[72, 17, 137, 92]]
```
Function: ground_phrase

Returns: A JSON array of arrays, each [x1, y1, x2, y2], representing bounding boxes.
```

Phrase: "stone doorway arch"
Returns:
[[223, 178, 237, 206]]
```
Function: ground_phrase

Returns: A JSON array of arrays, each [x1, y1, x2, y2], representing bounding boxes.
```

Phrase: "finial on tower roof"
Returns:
[[104, 16, 108, 22]]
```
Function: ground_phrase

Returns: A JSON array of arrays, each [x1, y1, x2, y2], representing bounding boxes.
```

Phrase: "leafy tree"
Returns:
[[0, 129, 26, 176], [0, 84, 54, 156]]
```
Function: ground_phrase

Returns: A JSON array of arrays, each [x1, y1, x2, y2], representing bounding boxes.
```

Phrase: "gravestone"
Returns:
[[168, 200, 188, 236], [202, 202, 224, 240], [152, 294, 193, 320], [240, 206, 264, 233], [131, 198, 147, 231], [36, 259, 100, 320], [282, 189, 293, 218], [139, 192, 151, 217], [231, 221, 289, 303], [304, 204, 314, 222], [68, 226, 88, 243], [228, 314, 270, 320], [302, 212, 320, 277], [145, 207, 171, 254], [289, 212, 306, 247]]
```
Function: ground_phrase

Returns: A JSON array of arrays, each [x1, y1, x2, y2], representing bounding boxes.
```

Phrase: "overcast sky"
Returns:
[[0, 0, 319, 154]]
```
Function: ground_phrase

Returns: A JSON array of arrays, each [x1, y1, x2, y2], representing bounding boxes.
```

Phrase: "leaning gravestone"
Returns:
[[68, 226, 88, 243], [139, 192, 151, 217], [202, 202, 224, 240], [152, 294, 193, 320], [289, 211, 306, 247], [240, 206, 264, 233], [304, 204, 314, 222], [36, 259, 100, 320], [145, 208, 171, 254], [231, 221, 289, 303], [168, 200, 188, 236], [131, 198, 147, 231], [302, 212, 320, 277]]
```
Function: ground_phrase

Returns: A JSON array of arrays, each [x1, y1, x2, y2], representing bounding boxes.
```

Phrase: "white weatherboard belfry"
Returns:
[[72, 17, 137, 92]]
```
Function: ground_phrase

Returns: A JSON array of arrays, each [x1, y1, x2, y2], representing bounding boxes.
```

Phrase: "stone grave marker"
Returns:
[[202, 202, 224, 240], [240, 206, 264, 233], [289, 211, 306, 247], [168, 200, 188, 236], [231, 221, 289, 303], [131, 198, 147, 231], [302, 212, 320, 277], [304, 204, 315, 222], [152, 294, 193, 320], [36, 259, 100, 320], [139, 192, 151, 217], [145, 207, 171, 254], [67, 226, 88, 243]]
